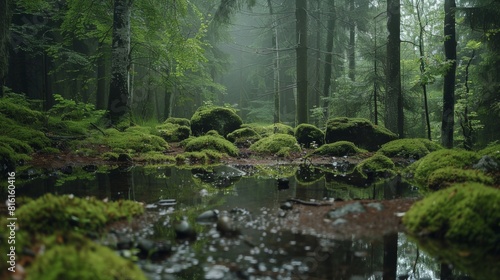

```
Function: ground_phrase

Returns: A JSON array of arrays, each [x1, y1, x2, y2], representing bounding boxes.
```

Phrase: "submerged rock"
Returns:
[[327, 202, 366, 219], [174, 217, 197, 240], [196, 209, 219, 224]]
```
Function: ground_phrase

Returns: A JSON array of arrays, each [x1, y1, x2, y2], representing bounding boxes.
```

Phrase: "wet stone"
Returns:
[[205, 265, 229, 279], [280, 201, 293, 210], [327, 202, 366, 219], [196, 209, 219, 224], [332, 218, 348, 226], [366, 202, 384, 211]]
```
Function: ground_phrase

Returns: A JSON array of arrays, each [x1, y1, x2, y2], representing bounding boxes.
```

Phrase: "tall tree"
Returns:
[[107, 0, 133, 125], [267, 0, 280, 123], [441, 0, 457, 148], [296, 0, 308, 124], [0, 0, 12, 98], [385, 0, 404, 137], [322, 2, 336, 119]]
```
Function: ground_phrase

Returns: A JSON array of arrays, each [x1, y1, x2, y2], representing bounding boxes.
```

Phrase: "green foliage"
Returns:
[[250, 134, 301, 157], [355, 153, 396, 178], [294, 124, 325, 148], [407, 149, 480, 187], [164, 117, 191, 127], [0, 94, 45, 125], [325, 117, 397, 151], [403, 183, 500, 250], [26, 234, 146, 280], [175, 150, 225, 165], [311, 141, 367, 157], [226, 127, 261, 147], [48, 94, 102, 121], [183, 135, 239, 157], [1, 114, 51, 150], [17, 194, 144, 234], [87, 127, 169, 154], [190, 106, 242, 137], [136, 151, 176, 163], [378, 138, 443, 159], [479, 143, 500, 162], [156, 123, 191, 142], [242, 123, 294, 137], [427, 167, 494, 191]]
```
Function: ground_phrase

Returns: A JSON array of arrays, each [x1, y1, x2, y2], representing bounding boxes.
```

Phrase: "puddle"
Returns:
[[11, 165, 491, 279]]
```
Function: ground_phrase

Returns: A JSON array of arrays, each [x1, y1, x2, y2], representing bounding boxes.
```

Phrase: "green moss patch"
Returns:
[[156, 122, 191, 142], [403, 183, 500, 250], [242, 123, 294, 137], [226, 127, 262, 147], [355, 153, 396, 178], [479, 143, 500, 162], [311, 141, 367, 157], [325, 117, 397, 151], [26, 235, 146, 280], [427, 167, 494, 190], [408, 149, 480, 187], [87, 127, 169, 154], [190, 106, 242, 136], [0, 94, 45, 125], [183, 135, 239, 157], [378, 138, 442, 159], [17, 194, 144, 234], [295, 124, 325, 148], [250, 134, 301, 157], [164, 117, 191, 127]]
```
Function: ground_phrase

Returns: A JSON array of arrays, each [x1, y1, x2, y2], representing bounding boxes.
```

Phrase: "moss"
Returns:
[[427, 167, 494, 190], [88, 127, 169, 154], [403, 183, 500, 250], [190, 106, 242, 136], [39, 147, 60, 154], [325, 117, 397, 151], [0, 135, 34, 154], [164, 117, 191, 127], [243, 123, 294, 137], [157, 122, 191, 142], [102, 152, 120, 161], [250, 134, 301, 156], [17, 194, 144, 234], [205, 129, 224, 137], [378, 138, 442, 159], [355, 153, 396, 178], [184, 135, 239, 157], [226, 127, 262, 147], [26, 235, 146, 280], [295, 124, 325, 148], [175, 150, 224, 165], [137, 151, 175, 163], [311, 141, 367, 157], [408, 149, 480, 187], [0, 95, 45, 125], [478, 143, 500, 162]]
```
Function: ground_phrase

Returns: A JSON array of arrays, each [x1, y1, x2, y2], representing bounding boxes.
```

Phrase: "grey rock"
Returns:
[[327, 202, 365, 219]]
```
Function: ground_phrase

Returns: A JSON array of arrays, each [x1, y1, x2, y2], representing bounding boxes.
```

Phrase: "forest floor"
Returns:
[[27, 142, 416, 239]]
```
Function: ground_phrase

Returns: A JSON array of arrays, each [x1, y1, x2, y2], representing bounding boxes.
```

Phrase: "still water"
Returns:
[[15, 164, 486, 279]]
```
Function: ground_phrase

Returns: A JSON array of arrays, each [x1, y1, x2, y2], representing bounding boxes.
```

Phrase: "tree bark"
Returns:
[[441, 0, 457, 148], [0, 0, 12, 98], [267, 0, 280, 123], [296, 0, 308, 124], [347, 0, 356, 82], [96, 43, 108, 110], [323, 3, 335, 120], [385, 0, 403, 137], [107, 0, 133, 125]]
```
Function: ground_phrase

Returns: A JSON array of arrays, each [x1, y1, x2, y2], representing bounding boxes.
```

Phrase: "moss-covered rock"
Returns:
[[403, 183, 500, 250], [427, 167, 494, 190], [311, 141, 367, 157], [378, 138, 442, 159], [156, 122, 191, 142], [478, 143, 500, 163], [407, 149, 480, 187], [190, 106, 242, 137], [249, 134, 301, 157], [88, 127, 169, 154], [17, 194, 144, 234], [242, 123, 294, 137], [355, 153, 396, 178], [226, 127, 262, 147], [26, 235, 146, 280], [325, 117, 397, 151], [294, 124, 325, 148], [0, 94, 46, 125], [164, 117, 191, 127], [184, 135, 239, 157]]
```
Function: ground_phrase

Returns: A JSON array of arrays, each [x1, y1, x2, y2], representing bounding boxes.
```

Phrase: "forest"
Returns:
[[0, 0, 499, 279]]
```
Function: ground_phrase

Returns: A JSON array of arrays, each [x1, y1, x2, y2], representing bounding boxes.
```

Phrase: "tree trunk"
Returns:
[[0, 0, 12, 98], [441, 0, 457, 148], [322, 3, 335, 120], [416, 0, 432, 140], [96, 43, 108, 110], [385, 0, 403, 137], [267, 0, 280, 123], [347, 0, 356, 82], [296, 0, 308, 125], [107, 0, 132, 125]]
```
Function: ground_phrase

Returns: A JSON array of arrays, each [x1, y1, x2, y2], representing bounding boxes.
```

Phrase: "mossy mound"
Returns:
[[242, 123, 294, 137], [17, 194, 144, 234], [479, 143, 500, 162], [427, 167, 494, 190], [88, 127, 169, 154], [325, 117, 397, 151], [0, 93, 46, 125], [190, 106, 242, 136], [183, 135, 239, 157], [26, 235, 146, 280], [408, 149, 480, 187], [250, 134, 301, 157], [378, 138, 442, 159], [156, 122, 191, 142], [403, 183, 500, 250], [294, 124, 325, 148], [175, 150, 225, 165], [164, 117, 191, 127], [311, 141, 367, 157], [226, 127, 262, 147], [355, 153, 396, 178]]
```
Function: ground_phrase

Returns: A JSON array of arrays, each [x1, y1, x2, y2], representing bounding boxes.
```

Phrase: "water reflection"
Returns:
[[13, 165, 484, 279]]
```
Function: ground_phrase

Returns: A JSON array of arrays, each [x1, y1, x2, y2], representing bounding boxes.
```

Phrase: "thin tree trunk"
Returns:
[[268, 0, 280, 123], [107, 0, 132, 125], [416, 0, 431, 140], [441, 0, 457, 148], [296, 0, 308, 124], [347, 0, 356, 82], [0, 0, 12, 98], [314, 0, 321, 122], [96, 43, 108, 110], [323, 2, 335, 120]]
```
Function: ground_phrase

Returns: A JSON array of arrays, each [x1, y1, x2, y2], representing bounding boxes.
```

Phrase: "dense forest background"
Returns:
[[0, 0, 499, 149]]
